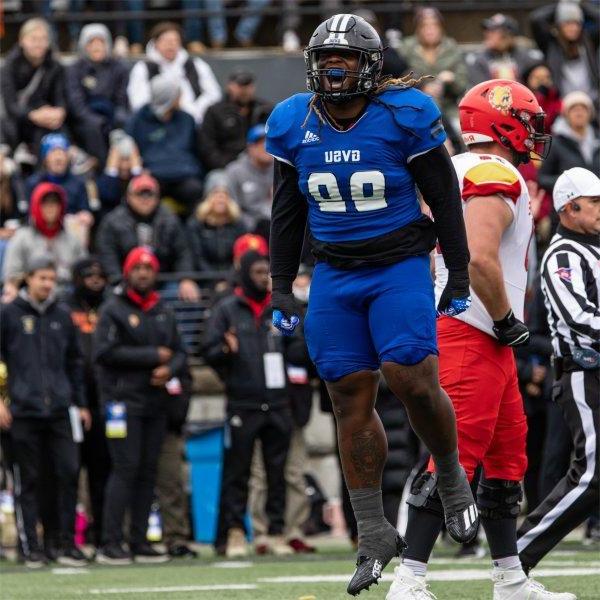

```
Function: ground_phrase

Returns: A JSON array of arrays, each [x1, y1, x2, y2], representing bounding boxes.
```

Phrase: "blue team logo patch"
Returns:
[[556, 267, 573, 282]]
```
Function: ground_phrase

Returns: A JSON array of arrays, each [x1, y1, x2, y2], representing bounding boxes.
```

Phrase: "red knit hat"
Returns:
[[233, 233, 268, 261], [122, 246, 160, 277]]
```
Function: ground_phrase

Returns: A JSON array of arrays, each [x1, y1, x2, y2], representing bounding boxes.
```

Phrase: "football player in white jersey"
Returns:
[[387, 80, 576, 600]]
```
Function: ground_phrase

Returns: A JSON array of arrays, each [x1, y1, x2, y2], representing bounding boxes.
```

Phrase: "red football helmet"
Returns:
[[459, 79, 552, 163]]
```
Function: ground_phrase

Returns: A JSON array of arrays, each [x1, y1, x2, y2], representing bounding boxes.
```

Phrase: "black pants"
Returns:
[[219, 407, 292, 536], [158, 178, 204, 213], [102, 413, 166, 546], [81, 407, 111, 546], [539, 399, 572, 498], [11, 416, 79, 554], [72, 119, 109, 166], [518, 369, 599, 569]]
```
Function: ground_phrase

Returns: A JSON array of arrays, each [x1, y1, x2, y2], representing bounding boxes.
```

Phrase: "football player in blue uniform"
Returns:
[[267, 14, 478, 595]]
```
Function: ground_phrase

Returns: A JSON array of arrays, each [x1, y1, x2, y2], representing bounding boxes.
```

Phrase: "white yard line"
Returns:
[[258, 567, 600, 584], [88, 584, 257, 594], [211, 561, 254, 568], [51, 568, 91, 575]]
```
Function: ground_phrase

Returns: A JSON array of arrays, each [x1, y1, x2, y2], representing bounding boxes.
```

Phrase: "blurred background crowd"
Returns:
[[0, 0, 598, 567]]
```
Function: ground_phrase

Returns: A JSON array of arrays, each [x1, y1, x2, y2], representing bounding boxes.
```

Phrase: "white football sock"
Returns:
[[493, 555, 522, 571], [403, 558, 428, 577]]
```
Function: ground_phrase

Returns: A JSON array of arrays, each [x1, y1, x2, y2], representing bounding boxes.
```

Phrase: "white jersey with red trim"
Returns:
[[435, 152, 533, 337]]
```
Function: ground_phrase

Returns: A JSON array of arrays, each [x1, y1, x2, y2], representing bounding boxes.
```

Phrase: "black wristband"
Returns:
[[271, 275, 294, 295], [448, 269, 470, 296], [493, 309, 516, 329]]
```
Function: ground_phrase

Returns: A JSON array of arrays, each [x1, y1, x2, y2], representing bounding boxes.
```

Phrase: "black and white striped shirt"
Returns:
[[541, 225, 600, 358]]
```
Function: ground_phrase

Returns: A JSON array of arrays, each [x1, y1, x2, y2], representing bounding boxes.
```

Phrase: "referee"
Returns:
[[518, 167, 600, 572]]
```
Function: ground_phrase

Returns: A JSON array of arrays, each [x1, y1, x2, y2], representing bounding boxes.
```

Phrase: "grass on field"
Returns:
[[1, 540, 599, 600]]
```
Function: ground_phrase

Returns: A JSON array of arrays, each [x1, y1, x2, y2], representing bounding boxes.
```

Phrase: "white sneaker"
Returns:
[[225, 528, 249, 558], [386, 563, 438, 600], [492, 568, 577, 599]]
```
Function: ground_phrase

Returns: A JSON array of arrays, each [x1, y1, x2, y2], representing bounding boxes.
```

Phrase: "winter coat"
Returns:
[[530, 4, 599, 103], [202, 292, 310, 410], [538, 119, 600, 194], [95, 203, 194, 282], [66, 56, 129, 129], [26, 169, 90, 214], [186, 216, 246, 272], [126, 105, 202, 181], [466, 45, 543, 86], [225, 152, 274, 230], [94, 289, 188, 417], [0, 46, 66, 128], [198, 96, 273, 170], [401, 35, 468, 115], [0, 291, 85, 418], [127, 42, 221, 124]]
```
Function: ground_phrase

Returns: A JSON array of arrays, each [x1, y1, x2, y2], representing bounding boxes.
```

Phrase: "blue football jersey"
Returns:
[[265, 88, 446, 243]]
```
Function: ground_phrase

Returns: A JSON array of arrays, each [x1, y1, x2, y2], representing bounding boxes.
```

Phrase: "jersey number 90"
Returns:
[[308, 170, 387, 213]]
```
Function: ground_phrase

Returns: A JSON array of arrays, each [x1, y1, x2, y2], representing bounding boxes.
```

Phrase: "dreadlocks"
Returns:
[[302, 72, 433, 129]]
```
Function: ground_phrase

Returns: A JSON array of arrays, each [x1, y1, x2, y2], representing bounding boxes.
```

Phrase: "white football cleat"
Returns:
[[386, 563, 438, 600], [492, 568, 577, 599]]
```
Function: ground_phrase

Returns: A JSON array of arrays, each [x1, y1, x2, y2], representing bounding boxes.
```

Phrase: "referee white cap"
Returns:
[[553, 167, 600, 212]]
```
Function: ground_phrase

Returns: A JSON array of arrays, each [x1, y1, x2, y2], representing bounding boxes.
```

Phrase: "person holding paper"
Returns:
[[94, 246, 188, 566], [0, 257, 89, 568], [203, 250, 310, 558]]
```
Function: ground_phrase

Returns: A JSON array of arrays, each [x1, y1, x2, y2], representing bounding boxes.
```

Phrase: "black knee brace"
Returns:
[[407, 471, 444, 518], [476, 478, 522, 519]]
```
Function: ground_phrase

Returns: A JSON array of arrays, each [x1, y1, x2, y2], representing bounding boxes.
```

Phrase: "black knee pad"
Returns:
[[476, 478, 522, 519], [407, 471, 444, 517]]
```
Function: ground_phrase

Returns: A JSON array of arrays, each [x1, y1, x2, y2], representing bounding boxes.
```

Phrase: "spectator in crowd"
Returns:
[[26, 134, 92, 218], [203, 251, 302, 557], [522, 61, 563, 129], [400, 7, 468, 121], [127, 21, 221, 125], [225, 124, 273, 231], [186, 170, 246, 275], [250, 266, 316, 555], [127, 74, 204, 212], [530, 1, 599, 106], [66, 24, 130, 166], [3, 183, 87, 301], [0, 152, 28, 270], [95, 130, 143, 217], [96, 174, 199, 302], [155, 369, 196, 559], [0, 258, 89, 568], [94, 247, 188, 565], [62, 257, 110, 547], [466, 13, 543, 85], [198, 70, 272, 171], [0, 18, 66, 153], [539, 91, 600, 195]]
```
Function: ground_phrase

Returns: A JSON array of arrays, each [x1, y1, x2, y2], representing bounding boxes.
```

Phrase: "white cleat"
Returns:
[[386, 563, 438, 600], [492, 568, 577, 600]]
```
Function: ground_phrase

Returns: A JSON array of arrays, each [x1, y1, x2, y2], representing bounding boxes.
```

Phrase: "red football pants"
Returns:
[[428, 317, 528, 482]]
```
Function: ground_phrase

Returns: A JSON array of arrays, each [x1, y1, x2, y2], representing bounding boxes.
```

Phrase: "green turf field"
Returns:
[[1, 541, 599, 600]]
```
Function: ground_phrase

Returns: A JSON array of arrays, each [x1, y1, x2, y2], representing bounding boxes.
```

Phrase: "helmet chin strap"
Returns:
[[491, 123, 530, 165]]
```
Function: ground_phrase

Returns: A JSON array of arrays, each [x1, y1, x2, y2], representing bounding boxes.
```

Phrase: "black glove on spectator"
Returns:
[[493, 309, 530, 347]]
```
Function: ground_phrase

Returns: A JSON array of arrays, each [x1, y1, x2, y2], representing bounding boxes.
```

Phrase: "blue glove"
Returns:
[[437, 296, 472, 318], [436, 270, 471, 317], [272, 309, 300, 336]]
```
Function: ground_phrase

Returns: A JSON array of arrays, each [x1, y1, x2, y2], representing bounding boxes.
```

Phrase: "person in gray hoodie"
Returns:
[[225, 124, 273, 231], [66, 24, 130, 166]]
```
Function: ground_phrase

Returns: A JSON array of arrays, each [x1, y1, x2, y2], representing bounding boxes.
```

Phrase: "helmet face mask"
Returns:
[[305, 14, 383, 103]]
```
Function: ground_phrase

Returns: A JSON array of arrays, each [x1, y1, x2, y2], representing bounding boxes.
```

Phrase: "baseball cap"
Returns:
[[123, 246, 160, 277], [553, 167, 600, 211], [247, 123, 267, 144], [229, 69, 255, 86], [40, 133, 70, 160], [128, 173, 159, 195], [482, 13, 519, 35]]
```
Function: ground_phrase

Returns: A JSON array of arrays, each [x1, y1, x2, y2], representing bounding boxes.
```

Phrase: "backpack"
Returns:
[[146, 58, 202, 98]]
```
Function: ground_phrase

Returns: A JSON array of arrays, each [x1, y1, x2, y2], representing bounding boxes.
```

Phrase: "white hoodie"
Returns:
[[127, 42, 221, 124]]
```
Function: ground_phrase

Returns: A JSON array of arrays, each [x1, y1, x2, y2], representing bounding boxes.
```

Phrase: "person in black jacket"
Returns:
[[94, 246, 188, 565], [62, 257, 110, 548], [198, 70, 273, 171], [203, 251, 305, 557], [0, 19, 67, 152], [66, 24, 130, 166], [0, 258, 89, 568], [95, 173, 200, 302]]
